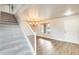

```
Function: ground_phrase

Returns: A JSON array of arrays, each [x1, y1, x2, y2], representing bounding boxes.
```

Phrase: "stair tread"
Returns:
[[0, 12, 33, 55]]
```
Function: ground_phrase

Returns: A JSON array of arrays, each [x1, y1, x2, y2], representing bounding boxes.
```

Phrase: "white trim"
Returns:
[[34, 32, 36, 55], [15, 15, 35, 55], [19, 23, 35, 55]]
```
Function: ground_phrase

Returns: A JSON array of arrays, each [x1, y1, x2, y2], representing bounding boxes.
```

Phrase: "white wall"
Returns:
[[15, 11, 35, 36], [64, 15, 79, 43], [50, 18, 64, 40], [14, 5, 79, 44], [50, 15, 79, 44], [36, 15, 79, 44], [15, 5, 35, 54], [0, 5, 16, 14]]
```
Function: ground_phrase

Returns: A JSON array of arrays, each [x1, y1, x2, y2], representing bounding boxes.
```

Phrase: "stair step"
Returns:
[[0, 12, 17, 24], [0, 12, 33, 55]]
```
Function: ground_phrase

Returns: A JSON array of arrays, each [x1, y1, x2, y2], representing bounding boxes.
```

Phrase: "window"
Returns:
[[41, 23, 51, 34]]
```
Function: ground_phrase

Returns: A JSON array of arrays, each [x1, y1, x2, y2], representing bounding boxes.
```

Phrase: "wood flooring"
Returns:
[[36, 36, 79, 55]]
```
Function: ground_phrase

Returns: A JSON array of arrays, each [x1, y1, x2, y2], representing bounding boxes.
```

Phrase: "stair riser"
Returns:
[[0, 12, 17, 24]]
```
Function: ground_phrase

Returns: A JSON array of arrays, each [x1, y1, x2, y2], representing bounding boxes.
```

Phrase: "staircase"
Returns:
[[0, 12, 17, 24], [0, 12, 33, 55]]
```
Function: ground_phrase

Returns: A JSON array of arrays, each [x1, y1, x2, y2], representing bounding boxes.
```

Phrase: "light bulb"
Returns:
[[64, 9, 74, 16]]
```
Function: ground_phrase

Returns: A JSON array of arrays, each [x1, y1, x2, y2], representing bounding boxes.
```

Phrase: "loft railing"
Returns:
[[0, 4, 14, 14], [15, 14, 36, 54]]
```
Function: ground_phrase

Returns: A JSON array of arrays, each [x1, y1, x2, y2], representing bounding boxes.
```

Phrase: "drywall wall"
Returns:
[[14, 4, 79, 44], [49, 15, 79, 44], [36, 15, 79, 44], [14, 5, 35, 54], [50, 17, 65, 40], [16, 12, 35, 36], [64, 15, 79, 43], [14, 5, 35, 36]]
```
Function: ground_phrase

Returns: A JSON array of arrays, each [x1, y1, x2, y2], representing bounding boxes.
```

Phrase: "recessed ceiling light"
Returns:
[[64, 9, 74, 16]]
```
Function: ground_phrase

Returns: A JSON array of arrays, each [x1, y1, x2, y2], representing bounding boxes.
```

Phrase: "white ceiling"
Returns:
[[22, 4, 79, 21], [1, 4, 79, 21]]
